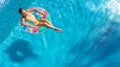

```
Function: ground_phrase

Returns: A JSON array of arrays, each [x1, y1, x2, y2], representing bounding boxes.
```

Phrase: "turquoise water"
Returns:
[[0, 0, 120, 67]]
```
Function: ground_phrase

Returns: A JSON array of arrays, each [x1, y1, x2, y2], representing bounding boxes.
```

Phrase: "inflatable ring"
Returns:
[[22, 8, 51, 33]]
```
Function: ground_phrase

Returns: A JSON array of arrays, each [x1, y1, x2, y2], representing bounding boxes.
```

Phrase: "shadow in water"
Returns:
[[4, 39, 38, 62]]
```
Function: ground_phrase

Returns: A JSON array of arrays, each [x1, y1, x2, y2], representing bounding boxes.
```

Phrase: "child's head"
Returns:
[[18, 8, 27, 16]]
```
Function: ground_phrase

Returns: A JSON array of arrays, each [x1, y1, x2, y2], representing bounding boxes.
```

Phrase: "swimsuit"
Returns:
[[26, 13, 40, 25]]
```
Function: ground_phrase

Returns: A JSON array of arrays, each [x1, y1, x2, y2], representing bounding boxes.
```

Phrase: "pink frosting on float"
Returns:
[[33, 25, 41, 33], [43, 10, 48, 19]]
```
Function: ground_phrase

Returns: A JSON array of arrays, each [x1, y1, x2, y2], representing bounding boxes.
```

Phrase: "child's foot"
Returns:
[[55, 28, 62, 32]]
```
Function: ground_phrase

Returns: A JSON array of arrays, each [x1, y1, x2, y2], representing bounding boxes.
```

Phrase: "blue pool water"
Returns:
[[0, 0, 120, 67]]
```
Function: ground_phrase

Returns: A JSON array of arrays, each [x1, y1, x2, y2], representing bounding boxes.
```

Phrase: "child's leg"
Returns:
[[43, 22, 62, 32], [41, 19, 54, 26], [37, 19, 62, 32]]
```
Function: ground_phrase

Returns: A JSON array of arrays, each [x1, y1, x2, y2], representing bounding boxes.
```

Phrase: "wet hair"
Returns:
[[18, 8, 23, 14]]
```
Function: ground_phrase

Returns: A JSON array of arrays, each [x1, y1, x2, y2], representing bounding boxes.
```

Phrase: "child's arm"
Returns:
[[21, 18, 35, 28], [27, 8, 44, 15]]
